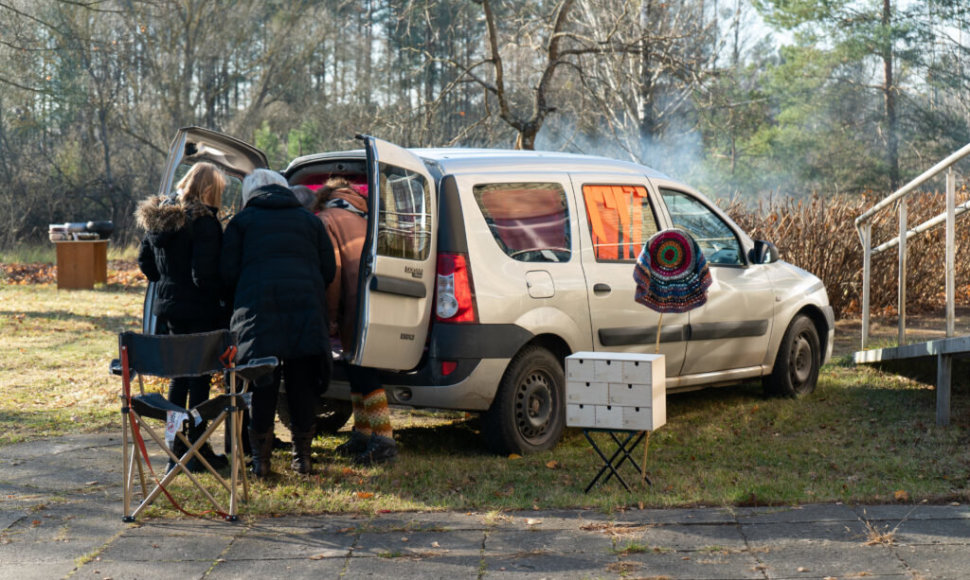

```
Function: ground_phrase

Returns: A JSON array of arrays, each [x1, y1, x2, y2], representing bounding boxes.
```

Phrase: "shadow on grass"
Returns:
[[11, 308, 142, 334], [393, 414, 490, 456]]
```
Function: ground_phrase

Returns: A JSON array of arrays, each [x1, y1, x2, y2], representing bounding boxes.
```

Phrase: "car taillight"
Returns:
[[435, 252, 476, 323]]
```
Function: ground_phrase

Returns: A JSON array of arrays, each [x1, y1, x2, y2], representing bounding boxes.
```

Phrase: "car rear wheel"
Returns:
[[482, 345, 565, 455], [764, 314, 820, 398]]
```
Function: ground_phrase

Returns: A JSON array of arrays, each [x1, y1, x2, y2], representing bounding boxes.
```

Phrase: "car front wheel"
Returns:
[[764, 314, 820, 398], [482, 345, 565, 455]]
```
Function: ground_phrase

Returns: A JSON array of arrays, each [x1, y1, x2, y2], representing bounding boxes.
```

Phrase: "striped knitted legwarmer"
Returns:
[[350, 392, 371, 436], [361, 388, 393, 439]]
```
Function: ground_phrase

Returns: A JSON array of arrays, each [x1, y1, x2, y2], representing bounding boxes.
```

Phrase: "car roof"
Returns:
[[284, 147, 670, 180]]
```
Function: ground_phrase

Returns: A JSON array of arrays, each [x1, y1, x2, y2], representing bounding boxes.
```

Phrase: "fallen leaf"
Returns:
[[525, 518, 541, 526], [508, 453, 522, 460], [545, 460, 559, 469], [356, 491, 374, 499], [894, 489, 910, 502], [431, 541, 441, 548]]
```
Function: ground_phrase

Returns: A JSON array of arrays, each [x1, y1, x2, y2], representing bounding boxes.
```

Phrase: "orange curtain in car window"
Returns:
[[583, 185, 649, 261]]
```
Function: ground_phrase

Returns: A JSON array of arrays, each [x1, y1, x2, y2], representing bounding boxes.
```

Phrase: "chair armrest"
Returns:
[[110, 358, 136, 378], [233, 356, 279, 383]]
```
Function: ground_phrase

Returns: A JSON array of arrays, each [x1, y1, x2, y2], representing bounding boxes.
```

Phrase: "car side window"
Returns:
[[582, 184, 659, 262], [472, 183, 571, 263], [376, 163, 432, 260], [660, 188, 742, 265]]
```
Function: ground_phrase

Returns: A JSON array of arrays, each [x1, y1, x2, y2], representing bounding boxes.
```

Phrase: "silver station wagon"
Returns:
[[145, 127, 835, 455]]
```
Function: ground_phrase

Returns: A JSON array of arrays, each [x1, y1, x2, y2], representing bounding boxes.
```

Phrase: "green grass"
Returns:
[[2, 267, 969, 516], [0, 242, 139, 264]]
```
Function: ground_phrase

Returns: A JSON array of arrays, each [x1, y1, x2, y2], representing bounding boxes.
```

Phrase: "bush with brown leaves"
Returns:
[[726, 189, 970, 318]]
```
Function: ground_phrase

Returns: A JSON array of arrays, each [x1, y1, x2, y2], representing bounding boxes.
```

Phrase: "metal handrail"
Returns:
[[855, 143, 970, 349]]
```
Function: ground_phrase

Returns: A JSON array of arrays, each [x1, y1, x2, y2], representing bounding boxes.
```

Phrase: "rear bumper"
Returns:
[[328, 322, 534, 411]]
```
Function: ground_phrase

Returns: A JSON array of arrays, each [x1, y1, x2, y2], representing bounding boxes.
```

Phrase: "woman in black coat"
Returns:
[[136, 161, 229, 472], [221, 169, 336, 476]]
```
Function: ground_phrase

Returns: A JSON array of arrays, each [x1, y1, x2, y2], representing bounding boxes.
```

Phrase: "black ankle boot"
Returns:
[[248, 429, 274, 478], [290, 430, 315, 475]]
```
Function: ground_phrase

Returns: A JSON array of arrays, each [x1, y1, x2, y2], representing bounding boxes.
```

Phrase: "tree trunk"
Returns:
[[883, 0, 900, 191], [638, 0, 657, 141]]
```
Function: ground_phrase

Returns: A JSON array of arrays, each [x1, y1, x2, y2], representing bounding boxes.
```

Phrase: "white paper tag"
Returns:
[[165, 411, 188, 448]]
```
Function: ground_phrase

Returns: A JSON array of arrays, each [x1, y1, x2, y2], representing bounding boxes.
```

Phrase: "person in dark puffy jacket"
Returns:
[[221, 169, 336, 477], [135, 161, 229, 473]]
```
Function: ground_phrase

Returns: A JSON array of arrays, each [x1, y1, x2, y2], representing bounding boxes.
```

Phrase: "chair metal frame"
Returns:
[[113, 330, 276, 522]]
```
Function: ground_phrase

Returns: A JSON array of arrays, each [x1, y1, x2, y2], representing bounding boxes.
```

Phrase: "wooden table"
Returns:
[[54, 240, 108, 289]]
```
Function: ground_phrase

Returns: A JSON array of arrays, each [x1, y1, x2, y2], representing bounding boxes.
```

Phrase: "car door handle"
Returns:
[[593, 283, 611, 295]]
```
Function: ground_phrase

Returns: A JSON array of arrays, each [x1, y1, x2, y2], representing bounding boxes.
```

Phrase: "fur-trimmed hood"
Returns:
[[135, 195, 213, 234]]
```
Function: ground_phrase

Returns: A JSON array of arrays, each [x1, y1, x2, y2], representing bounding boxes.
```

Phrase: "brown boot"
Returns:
[[248, 429, 274, 478], [290, 430, 315, 475]]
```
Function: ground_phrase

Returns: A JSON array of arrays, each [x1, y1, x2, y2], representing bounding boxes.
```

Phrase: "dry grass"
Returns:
[[0, 281, 144, 443]]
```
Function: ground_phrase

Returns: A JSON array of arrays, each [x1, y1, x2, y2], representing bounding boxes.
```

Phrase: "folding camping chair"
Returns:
[[111, 330, 277, 522]]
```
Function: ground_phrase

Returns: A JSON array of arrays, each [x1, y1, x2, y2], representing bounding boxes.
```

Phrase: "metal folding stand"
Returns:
[[582, 429, 650, 493]]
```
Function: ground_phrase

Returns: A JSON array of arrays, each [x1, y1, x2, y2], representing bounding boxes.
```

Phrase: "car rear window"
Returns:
[[582, 184, 659, 262], [473, 183, 571, 263]]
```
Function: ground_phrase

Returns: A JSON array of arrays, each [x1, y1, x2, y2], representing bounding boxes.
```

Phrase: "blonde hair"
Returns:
[[177, 162, 226, 208]]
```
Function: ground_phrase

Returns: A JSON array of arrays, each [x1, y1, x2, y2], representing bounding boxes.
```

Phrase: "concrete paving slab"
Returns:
[[80, 557, 217, 579], [0, 504, 119, 566], [483, 550, 618, 578], [1, 561, 81, 580], [367, 510, 492, 531], [354, 529, 484, 558], [502, 509, 613, 530], [208, 556, 348, 579], [894, 543, 970, 580], [346, 553, 485, 579], [485, 528, 616, 556], [735, 503, 860, 523], [0, 510, 26, 531], [740, 519, 870, 545], [853, 503, 970, 522], [618, 548, 765, 580], [752, 542, 908, 578], [98, 531, 235, 562], [614, 507, 738, 525], [222, 526, 355, 560], [888, 517, 970, 544], [617, 523, 749, 552], [248, 513, 366, 533]]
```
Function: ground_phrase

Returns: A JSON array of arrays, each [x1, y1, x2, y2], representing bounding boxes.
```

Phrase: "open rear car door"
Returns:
[[143, 127, 268, 333], [351, 136, 437, 371]]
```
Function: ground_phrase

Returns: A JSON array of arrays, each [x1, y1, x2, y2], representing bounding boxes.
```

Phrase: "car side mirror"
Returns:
[[749, 240, 779, 264]]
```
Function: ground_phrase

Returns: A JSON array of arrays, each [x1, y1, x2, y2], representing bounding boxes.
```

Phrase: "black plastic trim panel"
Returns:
[[436, 175, 468, 253], [370, 275, 427, 298], [600, 325, 688, 347], [689, 320, 769, 341]]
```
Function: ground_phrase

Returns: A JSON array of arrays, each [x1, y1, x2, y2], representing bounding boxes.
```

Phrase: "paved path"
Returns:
[[1, 433, 969, 579]]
